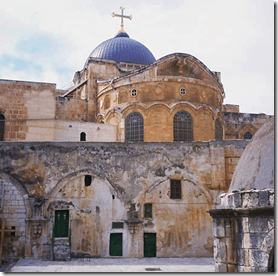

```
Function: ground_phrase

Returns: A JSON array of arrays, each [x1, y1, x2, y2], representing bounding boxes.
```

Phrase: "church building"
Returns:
[[0, 8, 272, 262]]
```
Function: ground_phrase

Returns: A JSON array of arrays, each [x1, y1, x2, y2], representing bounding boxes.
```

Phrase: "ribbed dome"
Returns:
[[85, 32, 156, 66]]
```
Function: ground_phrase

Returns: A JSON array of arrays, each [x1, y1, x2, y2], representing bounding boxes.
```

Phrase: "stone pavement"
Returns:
[[8, 257, 215, 272]]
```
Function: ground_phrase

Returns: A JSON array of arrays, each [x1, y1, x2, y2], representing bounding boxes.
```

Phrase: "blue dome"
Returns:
[[86, 32, 156, 66]]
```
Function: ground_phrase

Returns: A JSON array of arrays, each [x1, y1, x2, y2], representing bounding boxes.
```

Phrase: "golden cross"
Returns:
[[112, 7, 132, 32]]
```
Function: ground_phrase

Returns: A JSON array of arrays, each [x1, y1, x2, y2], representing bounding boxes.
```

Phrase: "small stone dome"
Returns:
[[85, 31, 156, 66], [229, 117, 274, 192]]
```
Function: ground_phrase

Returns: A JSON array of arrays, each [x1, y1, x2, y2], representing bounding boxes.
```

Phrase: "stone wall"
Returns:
[[0, 140, 248, 260], [223, 112, 273, 140], [209, 189, 274, 272], [0, 79, 56, 141], [0, 175, 27, 263]]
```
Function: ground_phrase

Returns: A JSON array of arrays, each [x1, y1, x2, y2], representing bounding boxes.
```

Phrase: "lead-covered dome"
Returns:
[[85, 32, 156, 66]]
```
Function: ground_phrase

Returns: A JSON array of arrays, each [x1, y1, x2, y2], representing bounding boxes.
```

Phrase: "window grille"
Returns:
[[125, 112, 144, 142], [0, 114, 5, 141], [244, 131, 253, 140], [170, 180, 181, 199], [215, 118, 223, 140], [144, 204, 152, 218], [173, 111, 193, 141]]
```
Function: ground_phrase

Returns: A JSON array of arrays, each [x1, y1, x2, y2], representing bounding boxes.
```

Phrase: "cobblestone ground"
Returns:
[[8, 257, 215, 272]]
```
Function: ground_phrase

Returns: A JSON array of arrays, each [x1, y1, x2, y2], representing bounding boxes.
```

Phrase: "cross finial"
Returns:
[[112, 7, 132, 32]]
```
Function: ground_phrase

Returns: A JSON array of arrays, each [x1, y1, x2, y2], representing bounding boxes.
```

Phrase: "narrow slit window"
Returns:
[[84, 175, 92, 186], [0, 114, 5, 141], [170, 180, 182, 199], [80, 132, 86, 141], [144, 204, 152, 218]]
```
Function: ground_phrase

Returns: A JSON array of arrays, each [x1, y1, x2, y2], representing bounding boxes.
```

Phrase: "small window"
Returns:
[[170, 180, 181, 199], [112, 222, 124, 229], [244, 131, 252, 140], [144, 204, 152, 218], [11, 226, 15, 237], [84, 175, 92, 186], [80, 132, 86, 141], [131, 89, 137, 97], [180, 87, 186, 96]]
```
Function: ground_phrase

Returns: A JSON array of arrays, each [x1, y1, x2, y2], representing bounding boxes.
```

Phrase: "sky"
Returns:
[[0, 0, 274, 115]]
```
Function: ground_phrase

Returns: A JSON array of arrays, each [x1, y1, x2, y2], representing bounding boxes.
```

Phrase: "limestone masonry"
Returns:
[[0, 10, 273, 269]]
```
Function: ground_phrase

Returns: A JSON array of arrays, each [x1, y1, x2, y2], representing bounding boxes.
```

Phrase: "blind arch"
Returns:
[[215, 118, 223, 140]]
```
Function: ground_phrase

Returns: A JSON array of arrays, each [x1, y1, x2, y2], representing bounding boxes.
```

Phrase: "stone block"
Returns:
[[213, 239, 227, 262], [249, 233, 264, 248], [215, 263, 227, 272], [241, 217, 249, 233], [226, 238, 237, 263], [213, 218, 225, 237], [227, 264, 237, 272], [237, 249, 250, 266], [233, 192, 241, 207], [249, 250, 269, 267], [249, 217, 268, 233], [269, 194, 274, 206], [238, 266, 251, 272], [258, 190, 269, 206], [268, 218, 274, 231]]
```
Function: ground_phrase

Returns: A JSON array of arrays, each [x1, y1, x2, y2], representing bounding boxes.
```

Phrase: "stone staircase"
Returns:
[[53, 237, 70, 261]]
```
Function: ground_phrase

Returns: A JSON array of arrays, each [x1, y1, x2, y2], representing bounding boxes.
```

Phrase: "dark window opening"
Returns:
[[112, 195, 115, 199], [125, 112, 144, 142], [80, 132, 86, 141], [215, 118, 223, 140], [244, 131, 253, 140], [0, 114, 5, 141], [84, 175, 92, 186], [173, 111, 193, 141], [144, 204, 152, 218], [170, 179, 182, 199], [11, 226, 15, 236], [112, 222, 124, 229]]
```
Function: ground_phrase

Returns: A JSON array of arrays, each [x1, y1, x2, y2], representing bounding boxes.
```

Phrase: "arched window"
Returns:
[[80, 132, 86, 141], [0, 114, 5, 141], [244, 131, 252, 140], [125, 112, 144, 142], [215, 118, 223, 140], [173, 111, 193, 141]]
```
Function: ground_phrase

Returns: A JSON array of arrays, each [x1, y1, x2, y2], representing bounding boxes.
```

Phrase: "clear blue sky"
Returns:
[[0, 0, 274, 115]]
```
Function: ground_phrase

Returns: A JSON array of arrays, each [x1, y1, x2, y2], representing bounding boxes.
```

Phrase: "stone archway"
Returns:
[[0, 173, 31, 262]]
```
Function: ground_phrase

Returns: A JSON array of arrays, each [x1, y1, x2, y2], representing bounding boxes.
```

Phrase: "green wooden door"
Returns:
[[54, 210, 69, 237], [144, 233, 156, 257], [109, 233, 122, 256]]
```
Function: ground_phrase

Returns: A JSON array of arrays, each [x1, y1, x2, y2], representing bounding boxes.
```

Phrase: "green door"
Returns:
[[144, 233, 156, 257], [54, 210, 69, 237], [109, 233, 122, 256]]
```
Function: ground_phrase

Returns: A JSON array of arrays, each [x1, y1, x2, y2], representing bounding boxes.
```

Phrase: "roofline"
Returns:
[[107, 53, 224, 91]]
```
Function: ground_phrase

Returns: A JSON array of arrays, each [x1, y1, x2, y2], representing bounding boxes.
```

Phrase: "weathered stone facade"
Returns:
[[209, 117, 274, 272], [0, 140, 248, 261]]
